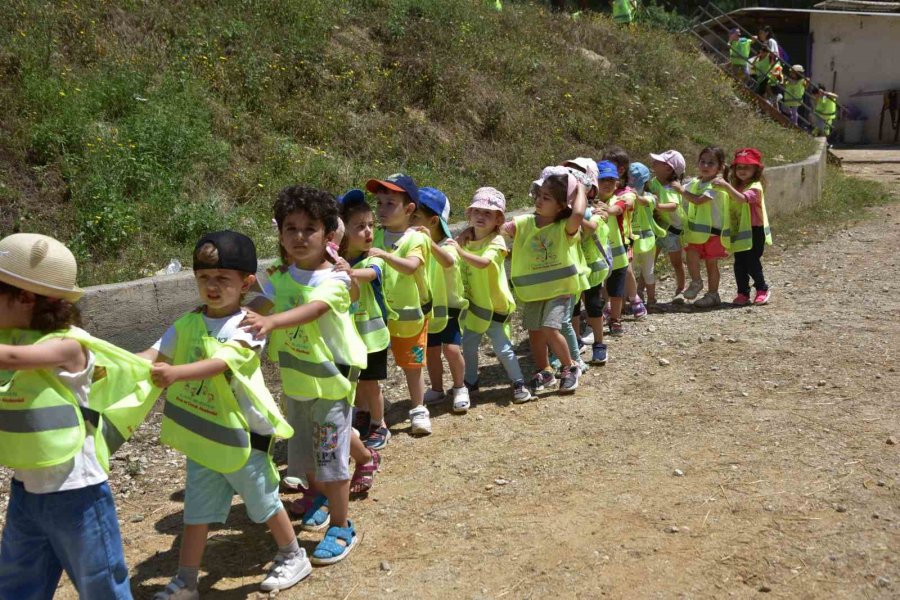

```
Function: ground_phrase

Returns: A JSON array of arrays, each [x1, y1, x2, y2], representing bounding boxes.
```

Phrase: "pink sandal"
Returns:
[[349, 450, 381, 494]]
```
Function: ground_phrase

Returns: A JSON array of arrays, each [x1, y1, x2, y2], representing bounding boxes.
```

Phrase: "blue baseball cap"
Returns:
[[628, 162, 651, 194], [597, 160, 619, 180], [365, 173, 420, 205], [337, 188, 365, 205], [418, 187, 452, 239]]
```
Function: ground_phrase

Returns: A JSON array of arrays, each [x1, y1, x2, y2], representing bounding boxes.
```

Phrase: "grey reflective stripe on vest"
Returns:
[[467, 302, 494, 322], [610, 244, 627, 257], [279, 351, 342, 379], [164, 401, 248, 448], [394, 306, 424, 321], [432, 305, 448, 319], [0, 405, 80, 433], [100, 419, 127, 454], [511, 264, 580, 288], [357, 316, 387, 334], [587, 260, 608, 273], [732, 229, 753, 242], [635, 229, 655, 239], [689, 222, 713, 234]]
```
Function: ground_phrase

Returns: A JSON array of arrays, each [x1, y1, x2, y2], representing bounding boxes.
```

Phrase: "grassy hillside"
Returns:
[[0, 0, 816, 285]]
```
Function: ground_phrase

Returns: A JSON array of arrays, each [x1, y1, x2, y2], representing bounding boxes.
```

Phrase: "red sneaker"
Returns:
[[732, 293, 751, 306], [753, 289, 770, 305]]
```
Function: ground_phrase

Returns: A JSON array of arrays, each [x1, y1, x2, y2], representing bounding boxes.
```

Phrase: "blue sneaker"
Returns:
[[591, 342, 608, 365]]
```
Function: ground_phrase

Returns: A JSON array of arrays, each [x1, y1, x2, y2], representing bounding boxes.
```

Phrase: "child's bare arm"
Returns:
[[712, 177, 747, 202], [136, 348, 160, 362], [581, 218, 599, 232], [430, 241, 456, 269], [350, 267, 378, 283], [447, 239, 493, 269], [150, 359, 228, 388], [367, 247, 422, 275], [0, 338, 86, 373], [242, 301, 330, 339], [565, 185, 587, 236], [656, 201, 679, 212]]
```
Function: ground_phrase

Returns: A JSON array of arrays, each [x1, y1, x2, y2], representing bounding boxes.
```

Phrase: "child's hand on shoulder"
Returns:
[[332, 257, 351, 273], [150, 363, 179, 388], [671, 180, 685, 193], [712, 176, 728, 188], [367, 247, 389, 260], [455, 226, 474, 245], [412, 226, 430, 236], [443, 238, 460, 249], [240, 310, 274, 340]]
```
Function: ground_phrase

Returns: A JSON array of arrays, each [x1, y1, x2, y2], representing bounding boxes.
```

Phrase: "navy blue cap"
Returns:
[[337, 188, 365, 205], [365, 173, 420, 205]]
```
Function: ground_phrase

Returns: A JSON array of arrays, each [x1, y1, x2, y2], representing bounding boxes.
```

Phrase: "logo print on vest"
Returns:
[[530, 233, 555, 264]]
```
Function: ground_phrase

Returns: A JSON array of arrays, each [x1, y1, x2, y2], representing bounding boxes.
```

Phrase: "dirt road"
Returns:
[[3, 156, 899, 599]]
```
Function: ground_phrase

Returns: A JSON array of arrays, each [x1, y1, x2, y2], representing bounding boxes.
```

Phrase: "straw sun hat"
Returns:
[[0, 233, 84, 302]]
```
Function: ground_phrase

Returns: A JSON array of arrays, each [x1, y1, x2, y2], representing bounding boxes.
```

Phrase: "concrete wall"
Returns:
[[810, 12, 900, 144], [80, 142, 828, 350]]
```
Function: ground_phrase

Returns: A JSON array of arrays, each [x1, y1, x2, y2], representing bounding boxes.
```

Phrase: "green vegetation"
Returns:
[[0, 0, 816, 285]]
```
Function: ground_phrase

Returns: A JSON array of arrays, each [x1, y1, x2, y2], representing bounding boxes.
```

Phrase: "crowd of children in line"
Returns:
[[0, 144, 773, 599], [728, 25, 839, 137]]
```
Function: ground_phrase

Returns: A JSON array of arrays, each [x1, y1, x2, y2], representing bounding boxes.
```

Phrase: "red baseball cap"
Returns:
[[732, 148, 763, 167]]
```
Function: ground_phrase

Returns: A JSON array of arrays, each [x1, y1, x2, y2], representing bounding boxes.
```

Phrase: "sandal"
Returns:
[[299, 494, 331, 532], [349, 450, 380, 495], [310, 520, 359, 565]]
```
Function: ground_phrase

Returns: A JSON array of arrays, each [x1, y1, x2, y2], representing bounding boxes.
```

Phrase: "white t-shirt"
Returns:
[[14, 350, 108, 494], [261, 266, 354, 368], [153, 310, 274, 436]]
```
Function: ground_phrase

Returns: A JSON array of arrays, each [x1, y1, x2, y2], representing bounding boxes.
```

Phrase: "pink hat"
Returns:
[[467, 187, 506, 214], [649, 150, 686, 178]]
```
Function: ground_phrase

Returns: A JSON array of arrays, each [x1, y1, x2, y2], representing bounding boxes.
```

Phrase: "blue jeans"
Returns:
[[462, 322, 524, 385], [0, 480, 132, 600]]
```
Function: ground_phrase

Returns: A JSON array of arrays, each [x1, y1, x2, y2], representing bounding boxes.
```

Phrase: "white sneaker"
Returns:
[[260, 548, 312, 592], [582, 331, 595, 346], [450, 386, 470, 414], [154, 578, 199, 600], [423, 388, 446, 405], [409, 406, 432, 435]]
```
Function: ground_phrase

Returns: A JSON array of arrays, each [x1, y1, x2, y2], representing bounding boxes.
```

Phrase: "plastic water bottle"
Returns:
[[162, 259, 181, 275]]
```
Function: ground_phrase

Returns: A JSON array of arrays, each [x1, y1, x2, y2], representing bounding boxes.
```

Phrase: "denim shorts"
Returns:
[[184, 449, 283, 525], [0, 480, 131, 599], [657, 231, 683, 254]]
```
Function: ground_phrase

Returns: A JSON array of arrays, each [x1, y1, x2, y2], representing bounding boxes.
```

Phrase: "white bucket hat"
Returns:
[[0, 233, 84, 301]]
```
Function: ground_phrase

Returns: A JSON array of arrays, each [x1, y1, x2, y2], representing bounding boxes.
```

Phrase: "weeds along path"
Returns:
[[4, 169, 899, 599]]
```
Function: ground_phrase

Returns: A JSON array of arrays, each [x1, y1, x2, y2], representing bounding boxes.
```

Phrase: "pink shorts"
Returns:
[[687, 236, 728, 260]]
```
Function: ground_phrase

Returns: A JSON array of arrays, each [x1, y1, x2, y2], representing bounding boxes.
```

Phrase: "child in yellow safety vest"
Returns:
[[338, 190, 392, 453], [502, 169, 588, 395], [140, 231, 311, 597], [627, 162, 664, 307], [782, 65, 809, 127], [243, 187, 373, 566], [812, 84, 839, 138], [714, 148, 772, 306], [0, 233, 158, 600], [411, 187, 471, 414], [448, 187, 533, 403], [673, 146, 731, 309], [365, 173, 434, 436], [649, 149, 688, 303]]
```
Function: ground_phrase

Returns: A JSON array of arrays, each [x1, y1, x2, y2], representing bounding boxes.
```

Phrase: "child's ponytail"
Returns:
[[0, 281, 81, 333]]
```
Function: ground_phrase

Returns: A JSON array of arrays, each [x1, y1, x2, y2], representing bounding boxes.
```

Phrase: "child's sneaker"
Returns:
[[753, 289, 770, 305], [528, 370, 556, 393], [450, 386, 470, 414], [683, 279, 704, 300], [558, 365, 580, 393], [732, 293, 751, 306], [423, 388, 445, 405], [352, 410, 370, 439], [409, 406, 432, 435], [608, 319, 624, 336], [582, 330, 595, 346], [672, 289, 685, 304], [260, 548, 312, 592], [631, 298, 648, 319], [153, 577, 199, 600], [591, 342, 608, 365], [693, 291, 721, 308], [577, 358, 590, 374], [363, 423, 391, 450], [512, 380, 533, 403]]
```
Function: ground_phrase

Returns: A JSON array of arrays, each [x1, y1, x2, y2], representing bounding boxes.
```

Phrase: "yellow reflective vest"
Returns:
[[161, 312, 293, 474], [510, 215, 583, 302], [613, 0, 635, 24], [631, 195, 667, 254], [581, 214, 612, 288], [374, 228, 432, 337], [267, 270, 367, 401], [685, 178, 731, 248], [730, 38, 751, 67], [350, 255, 391, 353], [459, 234, 516, 334], [0, 327, 160, 471], [728, 181, 773, 252]]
